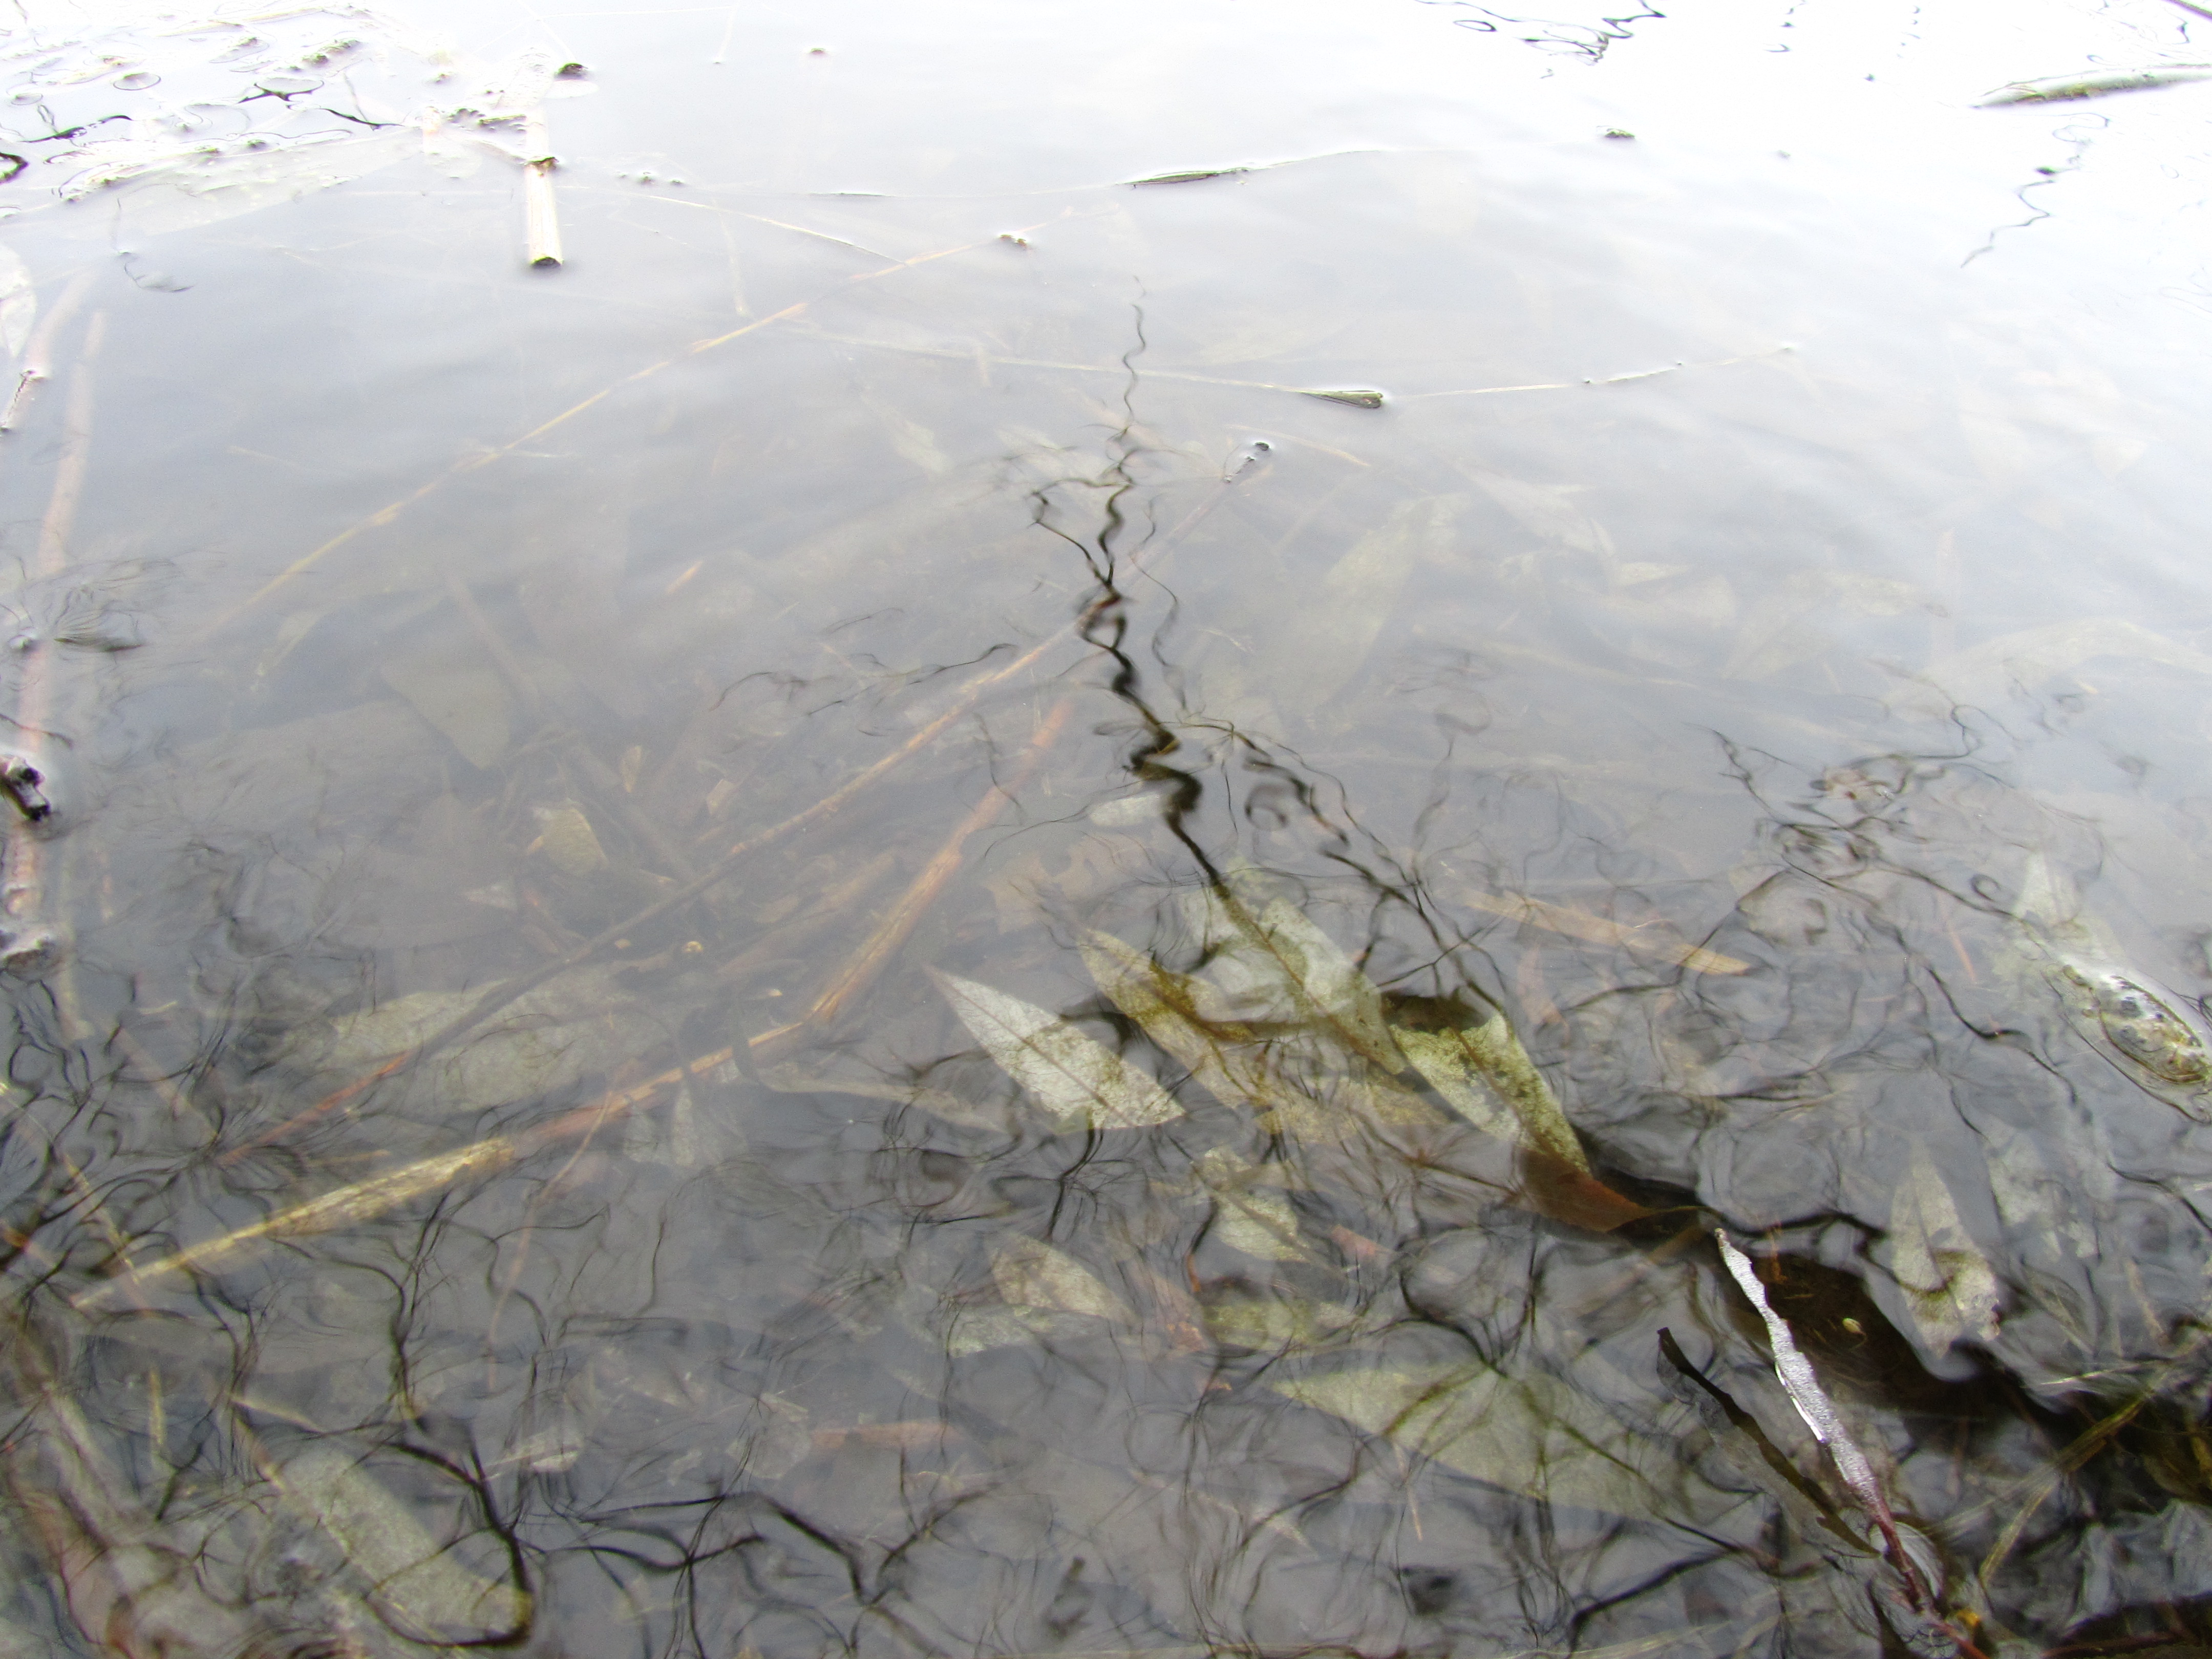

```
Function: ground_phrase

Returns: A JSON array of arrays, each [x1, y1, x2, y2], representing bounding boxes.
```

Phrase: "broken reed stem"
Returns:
[[208, 216, 1064, 634], [260, 483, 1235, 1143], [781, 697, 1074, 1038], [522, 113, 562, 267]]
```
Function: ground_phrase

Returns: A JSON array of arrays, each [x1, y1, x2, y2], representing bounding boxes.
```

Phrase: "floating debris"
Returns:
[[1979, 65, 2212, 104], [1130, 164, 1251, 184]]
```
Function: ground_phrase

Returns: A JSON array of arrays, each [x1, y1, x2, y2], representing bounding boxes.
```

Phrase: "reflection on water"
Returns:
[[6, 0, 2212, 1653]]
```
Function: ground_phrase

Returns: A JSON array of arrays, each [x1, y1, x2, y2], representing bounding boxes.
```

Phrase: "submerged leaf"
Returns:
[[1080, 928, 1433, 1140], [535, 804, 607, 876], [305, 967, 663, 1112], [1195, 1146, 1308, 1261], [1269, 494, 1467, 705], [1916, 617, 2212, 714], [1397, 1027, 1521, 1143], [1270, 1359, 1685, 1520], [277, 1443, 528, 1644], [1978, 66, 2212, 104], [931, 968, 1183, 1130], [1887, 1140, 2002, 1354], [1206, 1295, 1357, 1351], [1402, 1017, 1587, 1171], [1186, 874, 1405, 1071], [992, 1236, 1134, 1323]]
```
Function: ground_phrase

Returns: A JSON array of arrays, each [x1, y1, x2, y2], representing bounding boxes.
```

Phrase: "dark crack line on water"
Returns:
[[1964, 121, 2098, 265], [1415, 0, 1666, 63]]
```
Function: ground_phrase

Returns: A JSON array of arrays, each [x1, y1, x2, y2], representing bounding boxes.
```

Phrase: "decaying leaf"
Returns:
[[1269, 1358, 1691, 1521], [1194, 1146, 1308, 1261], [1081, 927, 1436, 1140], [1182, 874, 1405, 1071], [931, 968, 1183, 1131], [1977, 66, 2212, 104], [991, 1235, 1134, 1323], [1396, 1026, 1522, 1144], [300, 966, 665, 1113], [1886, 1139, 2002, 1354], [1205, 1295, 1357, 1352], [1399, 1017, 1588, 1171], [535, 804, 607, 876], [1912, 618, 2212, 715], [1442, 882, 1749, 974], [275, 1443, 528, 1644]]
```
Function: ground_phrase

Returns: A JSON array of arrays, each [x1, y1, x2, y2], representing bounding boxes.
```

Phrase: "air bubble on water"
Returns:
[[113, 71, 159, 90]]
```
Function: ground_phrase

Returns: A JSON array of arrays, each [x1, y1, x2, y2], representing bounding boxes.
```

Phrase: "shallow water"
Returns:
[[5, 1, 2212, 1654]]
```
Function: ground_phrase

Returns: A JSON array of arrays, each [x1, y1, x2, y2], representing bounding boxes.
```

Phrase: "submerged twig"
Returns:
[[782, 697, 1073, 1039], [79, 1035, 754, 1305], [254, 482, 1235, 1146]]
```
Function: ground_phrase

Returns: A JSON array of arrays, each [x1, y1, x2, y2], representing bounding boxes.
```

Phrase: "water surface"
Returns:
[[5, 1, 2212, 1654]]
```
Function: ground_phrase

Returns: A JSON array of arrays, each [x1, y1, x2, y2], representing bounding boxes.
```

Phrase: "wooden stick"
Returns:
[[522, 113, 562, 267], [78, 1032, 753, 1307], [789, 698, 1073, 1037], [258, 482, 1232, 1139]]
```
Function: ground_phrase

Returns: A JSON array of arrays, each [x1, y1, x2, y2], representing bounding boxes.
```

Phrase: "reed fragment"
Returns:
[[522, 113, 562, 267]]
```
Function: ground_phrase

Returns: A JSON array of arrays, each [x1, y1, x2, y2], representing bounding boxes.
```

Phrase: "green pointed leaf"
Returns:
[[1396, 1027, 1521, 1144], [1397, 1018, 1587, 1171], [931, 967, 1182, 1130], [1452, 1015, 1588, 1172], [1080, 929, 1433, 1140], [1205, 1295, 1356, 1352]]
